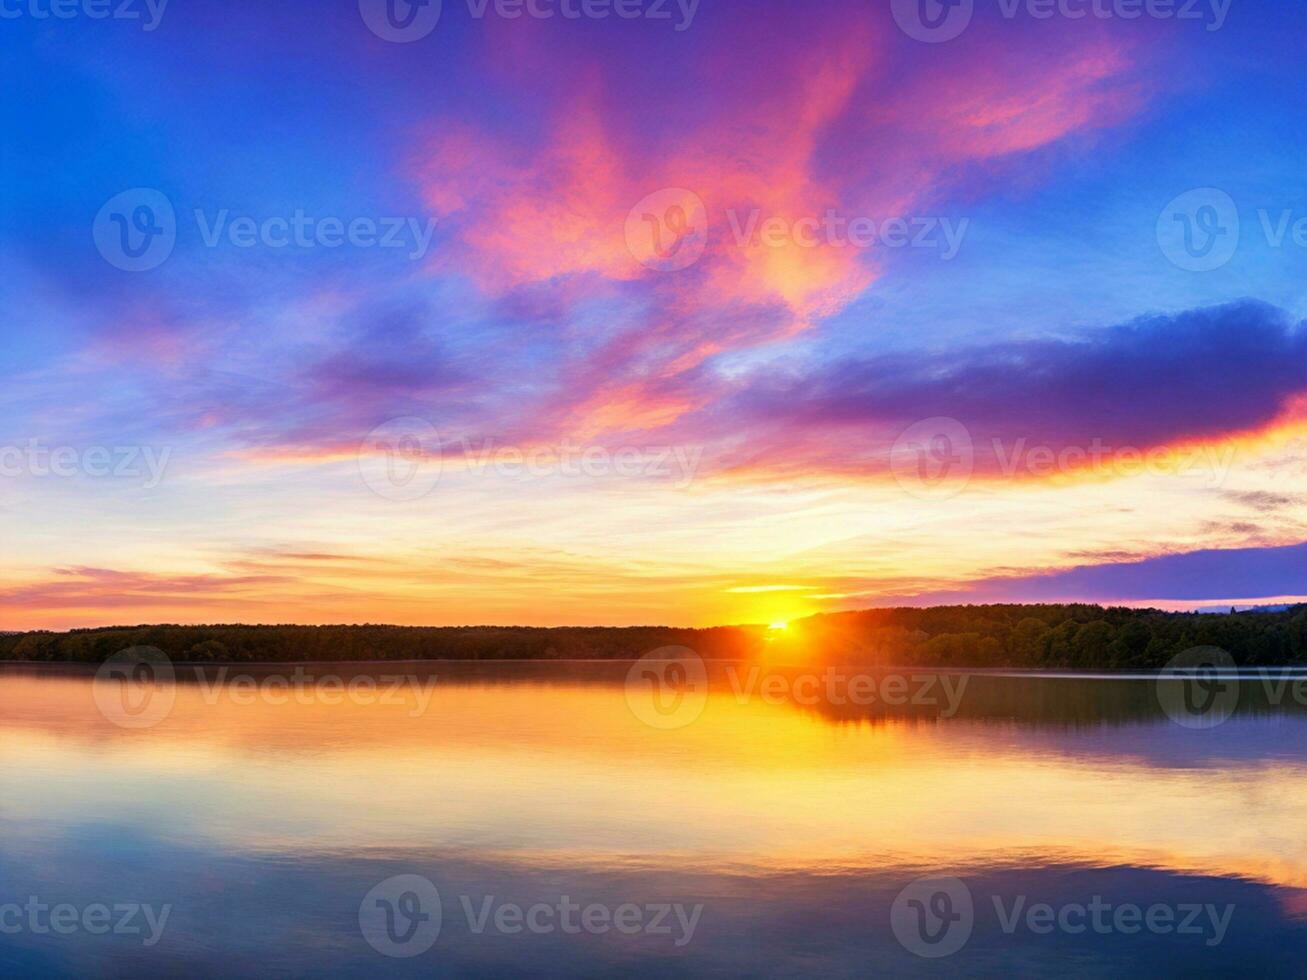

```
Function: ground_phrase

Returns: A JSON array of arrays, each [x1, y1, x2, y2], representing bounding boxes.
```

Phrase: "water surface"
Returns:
[[3, 660, 1306, 976]]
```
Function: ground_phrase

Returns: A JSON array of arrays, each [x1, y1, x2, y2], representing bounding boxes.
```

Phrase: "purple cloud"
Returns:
[[891, 540, 1307, 605], [726, 301, 1307, 477]]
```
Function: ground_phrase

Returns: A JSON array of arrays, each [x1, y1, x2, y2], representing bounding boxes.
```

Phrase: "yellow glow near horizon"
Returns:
[[2, 422, 1306, 630]]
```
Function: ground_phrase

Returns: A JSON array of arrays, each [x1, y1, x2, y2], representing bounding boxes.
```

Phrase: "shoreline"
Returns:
[[6, 658, 1307, 678]]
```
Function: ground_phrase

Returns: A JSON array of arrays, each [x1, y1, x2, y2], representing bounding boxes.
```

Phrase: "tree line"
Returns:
[[788, 603, 1307, 668], [2, 604, 1305, 667]]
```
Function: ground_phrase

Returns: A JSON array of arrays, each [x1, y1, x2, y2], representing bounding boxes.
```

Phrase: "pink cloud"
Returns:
[[409, 8, 1152, 443]]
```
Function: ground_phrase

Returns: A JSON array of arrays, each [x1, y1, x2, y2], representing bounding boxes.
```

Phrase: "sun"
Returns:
[[768, 620, 790, 632]]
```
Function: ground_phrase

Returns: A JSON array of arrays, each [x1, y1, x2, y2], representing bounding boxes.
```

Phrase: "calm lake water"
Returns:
[[4, 658, 1307, 977]]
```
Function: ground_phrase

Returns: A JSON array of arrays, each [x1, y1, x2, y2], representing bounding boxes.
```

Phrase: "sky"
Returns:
[[3, 0, 1307, 630]]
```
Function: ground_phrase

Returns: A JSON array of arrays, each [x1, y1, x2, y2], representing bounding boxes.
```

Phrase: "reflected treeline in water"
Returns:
[[751, 666, 1307, 730], [9, 655, 1307, 734]]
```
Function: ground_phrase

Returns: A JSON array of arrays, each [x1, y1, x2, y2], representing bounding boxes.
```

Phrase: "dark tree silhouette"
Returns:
[[2, 604, 1305, 668]]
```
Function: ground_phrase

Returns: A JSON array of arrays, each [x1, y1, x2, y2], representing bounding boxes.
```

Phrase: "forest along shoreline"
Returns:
[[3, 603, 1305, 668]]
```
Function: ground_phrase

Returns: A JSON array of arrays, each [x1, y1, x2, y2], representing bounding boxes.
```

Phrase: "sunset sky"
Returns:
[[4, 0, 1307, 630]]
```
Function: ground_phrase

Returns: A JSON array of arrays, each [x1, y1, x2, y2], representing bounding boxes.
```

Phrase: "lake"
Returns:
[[3, 657, 1307, 977]]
